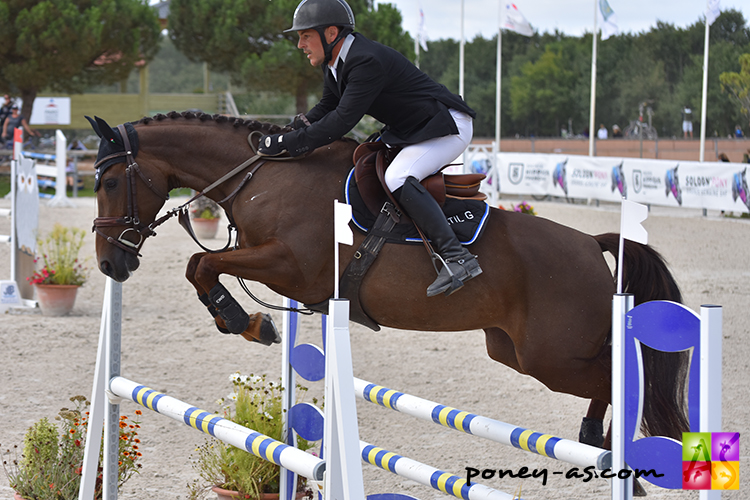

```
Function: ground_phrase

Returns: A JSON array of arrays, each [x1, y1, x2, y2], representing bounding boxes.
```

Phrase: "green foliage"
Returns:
[[29, 224, 88, 286], [190, 197, 222, 220], [188, 374, 316, 500], [417, 9, 750, 138], [0, 0, 161, 120], [169, 0, 413, 113], [720, 53, 750, 122], [21, 419, 59, 475], [2, 396, 143, 500]]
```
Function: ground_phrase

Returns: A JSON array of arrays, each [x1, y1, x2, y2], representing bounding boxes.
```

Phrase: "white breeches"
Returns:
[[384, 109, 473, 192]]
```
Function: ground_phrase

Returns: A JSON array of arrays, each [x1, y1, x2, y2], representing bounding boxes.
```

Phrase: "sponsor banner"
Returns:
[[496, 153, 750, 213], [17, 97, 72, 125]]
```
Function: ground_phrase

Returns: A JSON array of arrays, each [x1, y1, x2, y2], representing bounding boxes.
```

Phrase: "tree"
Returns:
[[720, 53, 750, 127], [0, 0, 161, 120], [510, 46, 577, 136], [169, 0, 414, 113]]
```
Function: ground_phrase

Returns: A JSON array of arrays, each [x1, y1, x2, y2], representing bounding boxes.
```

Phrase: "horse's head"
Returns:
[[87, 116, 170, 282]]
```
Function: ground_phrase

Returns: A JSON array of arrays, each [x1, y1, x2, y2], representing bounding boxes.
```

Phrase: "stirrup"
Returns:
[[426, 254, 482, 297]]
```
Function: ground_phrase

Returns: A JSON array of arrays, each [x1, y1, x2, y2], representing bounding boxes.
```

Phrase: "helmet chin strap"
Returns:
[[315, 26, 353, 66]]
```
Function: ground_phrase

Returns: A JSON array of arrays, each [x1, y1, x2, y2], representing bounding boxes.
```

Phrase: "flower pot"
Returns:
[[34, 284, 79, 316], [193, 217, 220, 239], [211, 486, 309, 500]]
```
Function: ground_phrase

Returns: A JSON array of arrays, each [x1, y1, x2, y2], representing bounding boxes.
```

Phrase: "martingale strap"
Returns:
[[338, 201, 401, 331]]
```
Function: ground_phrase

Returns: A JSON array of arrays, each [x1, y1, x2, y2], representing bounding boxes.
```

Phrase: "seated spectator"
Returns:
[[1, 105, 40, 144], [612, 124, 623, 138], [735, 125, 744, 138]]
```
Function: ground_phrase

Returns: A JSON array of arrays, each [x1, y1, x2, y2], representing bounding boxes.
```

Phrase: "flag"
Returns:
[[502, 3, 533, 37], [598, 0, 619, 40], [334, 201, 353, 246], [706, 0, 721, 25], [620, 200, 648, 245], [417, 7, 428, 51]]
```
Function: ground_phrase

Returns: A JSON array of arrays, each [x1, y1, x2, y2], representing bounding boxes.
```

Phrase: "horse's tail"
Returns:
[[595, 232, 689, 440]]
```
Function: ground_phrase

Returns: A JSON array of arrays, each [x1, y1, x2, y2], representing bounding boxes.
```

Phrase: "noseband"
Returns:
[[92, 124, 169, 256]]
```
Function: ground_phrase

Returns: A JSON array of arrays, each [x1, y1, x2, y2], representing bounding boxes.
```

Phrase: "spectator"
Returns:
[[718, 153, 730, 162], [735, 125, 744, 138], [612, 124, 623, 138], [0, 94, 14, 136], [682, 107, 693, 139], [597, 123, 608, 139], [1, 105, 40, 144]]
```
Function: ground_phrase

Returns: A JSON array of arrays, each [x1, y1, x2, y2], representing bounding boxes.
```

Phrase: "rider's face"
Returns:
[[297, 29, 325, 67], [297, 27, 339, 67]]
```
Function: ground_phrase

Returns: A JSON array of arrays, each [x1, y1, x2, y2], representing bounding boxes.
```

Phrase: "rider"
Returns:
[[258, 0, 482, 297]]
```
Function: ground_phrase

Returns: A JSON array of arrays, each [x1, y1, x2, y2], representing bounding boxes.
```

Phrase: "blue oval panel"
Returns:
[[290, 403, 324, 442], [291, 343, 325, 381]]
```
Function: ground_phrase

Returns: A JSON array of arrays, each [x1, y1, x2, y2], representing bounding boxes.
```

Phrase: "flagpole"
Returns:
[[496, 2, 502, 156], [459, 0, 465, 99], [699, 3, 711, 162], [588, 0, 598, 157]]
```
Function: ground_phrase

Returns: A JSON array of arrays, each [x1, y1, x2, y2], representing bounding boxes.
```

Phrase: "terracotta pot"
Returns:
[[192, 217, 220, 239], [211, 486, 308, 500], [14, 492, 26, 500], [34, 284, 79, 316]]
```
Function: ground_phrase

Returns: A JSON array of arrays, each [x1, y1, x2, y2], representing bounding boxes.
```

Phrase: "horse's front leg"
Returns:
[[194, 239, 310, 346], [185, 251, 280, 346]]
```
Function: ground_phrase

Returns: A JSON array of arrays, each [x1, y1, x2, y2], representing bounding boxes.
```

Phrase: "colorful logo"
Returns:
[[552, 159, 568, 195], [682, 432, 739, 490], [731, 167, 749, 211], [611, 162, 627, 197], [665, 165, 683, 205]]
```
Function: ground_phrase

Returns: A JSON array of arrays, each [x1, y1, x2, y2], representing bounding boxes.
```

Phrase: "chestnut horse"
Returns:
[[89, 112, 688, 445]]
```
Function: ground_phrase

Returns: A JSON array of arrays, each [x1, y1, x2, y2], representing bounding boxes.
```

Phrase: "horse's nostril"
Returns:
[[100, 261, 111, 275]]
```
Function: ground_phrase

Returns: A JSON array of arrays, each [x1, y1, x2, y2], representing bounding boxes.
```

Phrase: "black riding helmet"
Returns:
[[285, 0, 355, 66]]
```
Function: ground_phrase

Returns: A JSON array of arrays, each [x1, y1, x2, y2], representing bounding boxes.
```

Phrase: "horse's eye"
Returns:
[[104, 178, 118, 191]]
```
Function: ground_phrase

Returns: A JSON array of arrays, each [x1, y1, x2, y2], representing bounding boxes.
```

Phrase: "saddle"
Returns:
[[305, 142, 488, 332], [352, 141, 487, 217]]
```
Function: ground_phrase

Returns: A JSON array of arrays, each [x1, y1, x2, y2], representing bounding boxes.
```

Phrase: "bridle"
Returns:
[[92, 124, 171, 256]]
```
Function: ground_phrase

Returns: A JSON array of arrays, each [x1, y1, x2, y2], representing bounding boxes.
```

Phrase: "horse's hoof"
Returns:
[[579, 417, 604, 447], [240, 313, 280, 346]]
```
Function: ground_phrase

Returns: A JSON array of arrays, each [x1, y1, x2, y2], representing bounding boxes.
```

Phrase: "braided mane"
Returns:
[[133, 110, 359, 148], [134, 110, 287, 134]]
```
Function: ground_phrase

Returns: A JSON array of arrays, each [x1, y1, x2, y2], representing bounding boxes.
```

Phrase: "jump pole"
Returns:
[[109, 376, 325, 482], [78, 279, 326, 500], [353, 377, 610, 471]]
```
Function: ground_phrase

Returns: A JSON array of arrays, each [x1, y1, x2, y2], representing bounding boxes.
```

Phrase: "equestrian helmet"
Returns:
[[285, 0, 355, 32]]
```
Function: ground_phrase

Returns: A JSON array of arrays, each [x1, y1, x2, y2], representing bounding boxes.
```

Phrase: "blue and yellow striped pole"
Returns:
[[110, 376, 325, 482], [354, 377, 610, 470], [360, 441, 516, 500]]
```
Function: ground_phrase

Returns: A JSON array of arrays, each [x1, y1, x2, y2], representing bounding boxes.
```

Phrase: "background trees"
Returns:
[[0, 0, 161, 120], [168, 0, 414, 113]]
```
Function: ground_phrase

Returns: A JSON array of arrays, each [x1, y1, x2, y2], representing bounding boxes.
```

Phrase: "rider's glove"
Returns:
[[285, 113, 310, 130], [258, 134, 287, 156]]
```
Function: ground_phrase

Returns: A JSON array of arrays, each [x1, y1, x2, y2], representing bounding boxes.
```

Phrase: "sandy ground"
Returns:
[[0, 194, 747, 500]]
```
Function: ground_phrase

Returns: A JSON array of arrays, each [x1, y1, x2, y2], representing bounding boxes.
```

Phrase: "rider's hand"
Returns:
[[258, 134, 287, 156], [285, 113, 310, 130]]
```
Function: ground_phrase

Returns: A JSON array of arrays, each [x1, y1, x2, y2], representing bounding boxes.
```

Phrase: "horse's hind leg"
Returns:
[[579, 399, 608, 447], [186, 252, 279, 345]]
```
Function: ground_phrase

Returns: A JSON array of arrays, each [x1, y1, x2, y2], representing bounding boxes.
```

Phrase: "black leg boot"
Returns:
[[397, 176, 482, 297]]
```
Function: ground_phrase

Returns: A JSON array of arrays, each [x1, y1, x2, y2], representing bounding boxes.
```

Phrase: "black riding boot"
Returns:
[[397, 176, 482, 297]]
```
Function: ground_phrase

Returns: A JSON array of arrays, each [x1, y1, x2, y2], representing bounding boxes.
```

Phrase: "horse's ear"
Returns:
[[85, 116, 102, 138], [95, 116, 121, 145]]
